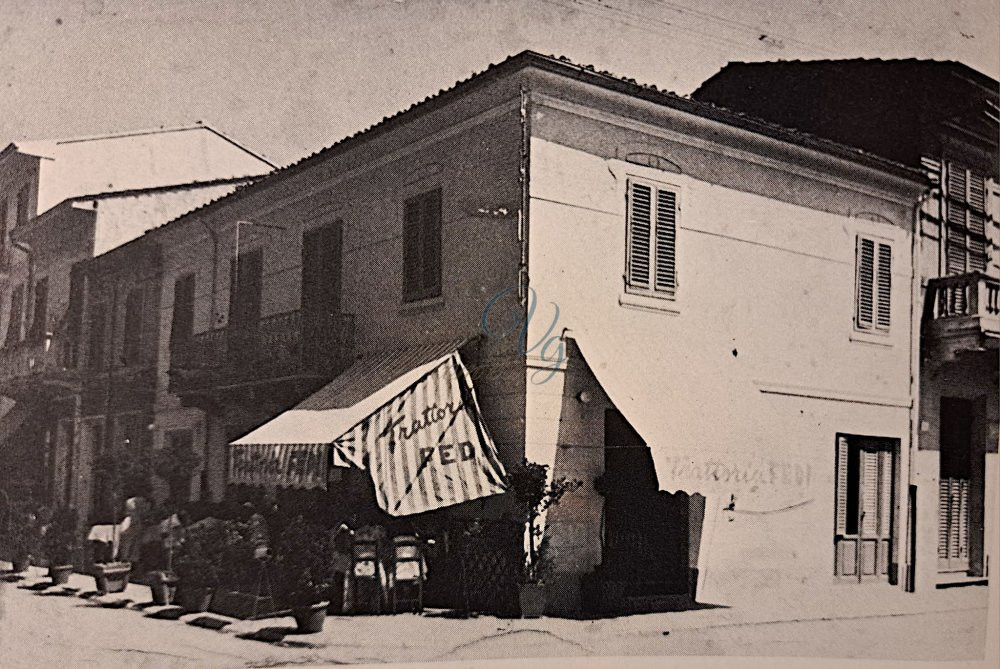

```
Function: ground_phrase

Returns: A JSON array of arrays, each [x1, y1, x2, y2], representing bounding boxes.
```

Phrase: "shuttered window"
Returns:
[[856, 236, 892, 331], [627, 179, 677, 294], [403, 188, 442, 303], [4, 283, 24, 346], [122, 287, 145, 366], [170, 274, 196, 345], [944, 163, 989, 275]]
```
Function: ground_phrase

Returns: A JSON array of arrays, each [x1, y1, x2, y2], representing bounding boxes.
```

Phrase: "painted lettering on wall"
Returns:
[[661, 455, 813, 490]]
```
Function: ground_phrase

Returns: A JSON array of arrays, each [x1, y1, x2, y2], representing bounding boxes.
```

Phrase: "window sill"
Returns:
[[400, 295, 445, 313], [619, 289, 680, 315], [849, 328, 892, 347]]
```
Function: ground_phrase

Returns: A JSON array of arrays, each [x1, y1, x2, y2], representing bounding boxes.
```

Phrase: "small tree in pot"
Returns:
[[42, 507, 82, 585], [507, 459, 582, 618], [6, 500, 42, 574], [172, 518, 234, 612], [273, 515, 333, 633]]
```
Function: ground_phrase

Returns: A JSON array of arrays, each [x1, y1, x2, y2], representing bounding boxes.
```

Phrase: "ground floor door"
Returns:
[[835, 435, 896, 580], [938, 397, 978, 574]]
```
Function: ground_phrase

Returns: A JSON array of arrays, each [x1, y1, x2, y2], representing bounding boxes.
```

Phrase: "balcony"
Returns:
[[0, 332, 82, 400], [923, 272, 1000, 360], [168, 310, 355, 397]]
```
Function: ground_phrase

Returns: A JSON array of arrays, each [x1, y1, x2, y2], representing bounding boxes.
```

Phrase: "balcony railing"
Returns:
[[169, 310, 354, 393], [923, 272, 1000, 353], [0, 332, 81, 397]]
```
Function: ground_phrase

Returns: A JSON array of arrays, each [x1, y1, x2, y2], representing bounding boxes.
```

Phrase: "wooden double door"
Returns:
[[835, 435, 897, 581]]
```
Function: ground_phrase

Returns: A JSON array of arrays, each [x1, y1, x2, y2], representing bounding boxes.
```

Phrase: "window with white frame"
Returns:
[[626, 179, 677, 295], [855, 236, 892, 332]]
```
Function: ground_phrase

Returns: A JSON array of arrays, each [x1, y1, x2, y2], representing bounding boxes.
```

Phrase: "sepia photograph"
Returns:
[[0, 1, 997, 667]]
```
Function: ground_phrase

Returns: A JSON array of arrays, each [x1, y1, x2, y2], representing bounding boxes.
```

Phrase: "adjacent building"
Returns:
[[0, 125, 275, 508], [693, 59, 999, 592]]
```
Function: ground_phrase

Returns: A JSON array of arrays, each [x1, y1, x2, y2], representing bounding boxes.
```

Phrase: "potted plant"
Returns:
[[42, 507, 82, 585], [91, 440, 152, 594], [273, 515, 333, 633], [507, 459, 581, 618], [6, 500, 42, 574], [173, 518, 232, 613]]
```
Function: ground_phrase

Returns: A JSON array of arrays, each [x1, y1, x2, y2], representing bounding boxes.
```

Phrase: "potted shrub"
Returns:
[[7, 500, 42, 574], [42, 507, 82, 585], [173, 518, 232, 613], [507, 459, 581, 618], [273, 515, 332, 633], [91, 438, 152, 593]]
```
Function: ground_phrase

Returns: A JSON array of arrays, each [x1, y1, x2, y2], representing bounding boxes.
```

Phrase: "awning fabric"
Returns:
[[229, 340, 508, 516]]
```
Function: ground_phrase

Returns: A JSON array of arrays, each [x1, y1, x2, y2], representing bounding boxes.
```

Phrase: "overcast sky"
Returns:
[[2, 0, 997, 166]]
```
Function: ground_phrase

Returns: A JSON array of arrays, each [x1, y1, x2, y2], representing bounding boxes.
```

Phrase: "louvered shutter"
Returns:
[[654, 189, 677, 291], [878, 448, 892, 535], [860, 448, 879, 536], [403, 196, 422, 301], [422, 189, 442, 298], [876, 243, 891, 329], [836, 436, 849, 535], [628, 182, 652, 287], [938, 479, 950, 559], [857, 238, 875, 327]]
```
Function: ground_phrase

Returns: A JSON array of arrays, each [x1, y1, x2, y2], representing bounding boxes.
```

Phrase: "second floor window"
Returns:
[[626, 179, 677, 295], [403, 188, 442, 303], [15, 186, 30, 227], [122, 287, 145, 366], [170, 274, 196, 345], [945, 163, 989, 275], [0, 197, 8, 260], [87, 300, 107, 370], [28, 277, 48, 342], [4, 284, 24, 346], [856, 236, 892, 332]]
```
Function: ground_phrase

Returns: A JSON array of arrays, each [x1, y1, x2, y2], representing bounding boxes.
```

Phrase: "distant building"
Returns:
[[694, 59, 999, 591], [0, 125, 274, 506]]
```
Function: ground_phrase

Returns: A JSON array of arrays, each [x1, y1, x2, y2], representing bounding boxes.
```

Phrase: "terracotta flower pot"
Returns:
[[148, 571, 179, 606], [519, 582, 546, 618], [177, 586, 214, 613], [292, 601, 329, 633], [49, 564, 74, 586], [94, 562, 131, 595]]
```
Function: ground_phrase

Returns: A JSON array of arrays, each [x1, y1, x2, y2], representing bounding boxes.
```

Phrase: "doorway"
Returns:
[[834, 435, 897, 581], [938, 397, 979, 574]]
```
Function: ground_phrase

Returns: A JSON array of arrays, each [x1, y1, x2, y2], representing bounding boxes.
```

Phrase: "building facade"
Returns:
[[28, 53, 995, 617], [693, 60, 999, 593], [0, 125, 274, 510]]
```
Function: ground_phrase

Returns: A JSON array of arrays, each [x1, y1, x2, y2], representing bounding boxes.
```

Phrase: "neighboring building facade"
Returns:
[[0, 125, 275, 508], [693, 60, 999, 593]]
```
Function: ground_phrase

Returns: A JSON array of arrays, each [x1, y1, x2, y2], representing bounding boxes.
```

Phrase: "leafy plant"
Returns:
[[272, 515, 334, 607], [173, 518, 235, 590], [153, 438, 201, 508], [3, 500, 43, 561], [93, 441, 152, 522], [42, 507, 82, 566], [506, 459, 582, 583]]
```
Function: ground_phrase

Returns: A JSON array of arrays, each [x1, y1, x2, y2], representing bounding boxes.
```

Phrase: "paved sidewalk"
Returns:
[[0, 562, 991, 666]]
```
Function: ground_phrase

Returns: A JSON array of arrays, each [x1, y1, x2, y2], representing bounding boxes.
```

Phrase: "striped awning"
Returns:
[[229, 340, 508, 515]]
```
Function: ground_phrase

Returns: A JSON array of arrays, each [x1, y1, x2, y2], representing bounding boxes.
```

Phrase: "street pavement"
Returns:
[[0, 564, 993, 668]]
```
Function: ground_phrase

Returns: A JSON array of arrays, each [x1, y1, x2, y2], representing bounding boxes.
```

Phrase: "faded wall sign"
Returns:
[[656, 454, 814, 502], [229, 443, 328, 489]]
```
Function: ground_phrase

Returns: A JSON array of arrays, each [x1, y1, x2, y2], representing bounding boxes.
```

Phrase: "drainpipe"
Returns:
[[906, 186, 935, 593], [194, 218, 220, 501]]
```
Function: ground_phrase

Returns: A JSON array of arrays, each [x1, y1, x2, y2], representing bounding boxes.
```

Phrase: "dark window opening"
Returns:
[[170, 274, 196, 345], [28, 277, 48, 342], [403, 188, 442, 303], [4, 284, 24, 347], [122, 287, 145, 366]]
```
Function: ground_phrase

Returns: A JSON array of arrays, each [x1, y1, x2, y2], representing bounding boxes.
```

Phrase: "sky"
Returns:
[[1, 0, 998, 166]]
